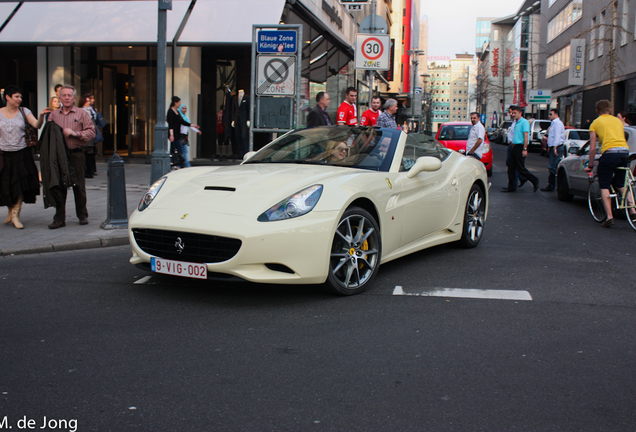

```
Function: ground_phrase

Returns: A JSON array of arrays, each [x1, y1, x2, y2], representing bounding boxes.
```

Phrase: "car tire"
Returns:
[[326, 206, 382, 296], [459, 183, 486, 248], [556, 169, 574, 202]]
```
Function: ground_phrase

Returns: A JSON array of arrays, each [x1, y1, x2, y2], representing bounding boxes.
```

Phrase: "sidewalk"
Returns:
[[0, 158, 239, 256]]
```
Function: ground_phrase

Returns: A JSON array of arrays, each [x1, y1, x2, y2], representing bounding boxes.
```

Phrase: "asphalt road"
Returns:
[[1, 146, 635, 431]]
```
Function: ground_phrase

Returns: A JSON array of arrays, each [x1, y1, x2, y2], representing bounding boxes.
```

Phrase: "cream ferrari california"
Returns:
[[129, 126, 488, 295]]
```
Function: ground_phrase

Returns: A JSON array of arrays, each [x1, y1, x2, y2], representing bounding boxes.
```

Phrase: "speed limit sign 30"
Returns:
[[355, 34, 390, 70]]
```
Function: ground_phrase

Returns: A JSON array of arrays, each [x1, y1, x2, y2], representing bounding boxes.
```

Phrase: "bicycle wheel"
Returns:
[[624, 182, 636, 231], [588, 179, 607, 222]]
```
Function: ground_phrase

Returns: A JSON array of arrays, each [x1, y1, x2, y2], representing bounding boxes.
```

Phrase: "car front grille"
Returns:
[[132, 228, 242, 263]]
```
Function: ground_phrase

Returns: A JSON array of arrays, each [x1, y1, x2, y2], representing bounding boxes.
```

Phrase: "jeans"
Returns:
[[546, 145, 564, 189], [181, 142, 191, 168]]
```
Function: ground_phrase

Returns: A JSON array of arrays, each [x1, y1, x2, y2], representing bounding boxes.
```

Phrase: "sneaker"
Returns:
[[601, 218, 615, 228]]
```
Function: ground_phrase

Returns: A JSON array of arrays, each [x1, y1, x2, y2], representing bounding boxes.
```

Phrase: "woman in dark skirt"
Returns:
[[0, 85, 49, 228]]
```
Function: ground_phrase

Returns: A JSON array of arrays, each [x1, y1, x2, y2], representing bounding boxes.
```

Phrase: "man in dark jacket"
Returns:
[[306, 92, 332, 128], [39, 121, 75, 210], [48, 85, 95, 228]]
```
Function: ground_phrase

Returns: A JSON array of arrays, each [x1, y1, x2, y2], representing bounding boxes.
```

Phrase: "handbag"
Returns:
[[92, 118, 104, 143], [96, 112, 107, 128], [19, 107, 38, 147]]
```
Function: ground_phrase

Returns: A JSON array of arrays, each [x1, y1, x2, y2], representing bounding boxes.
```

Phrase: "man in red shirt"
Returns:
[[360, 96, 381, 126], [337, 87, 357, 126]]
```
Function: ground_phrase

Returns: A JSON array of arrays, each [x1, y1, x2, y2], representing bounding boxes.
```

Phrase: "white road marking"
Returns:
[[393, 285, 532, 301], [134, 276, 153, 285]]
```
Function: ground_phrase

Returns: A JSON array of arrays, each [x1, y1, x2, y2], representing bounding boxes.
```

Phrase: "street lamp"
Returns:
[[407, 49, 425, 129], [420, 73, 431, 133]]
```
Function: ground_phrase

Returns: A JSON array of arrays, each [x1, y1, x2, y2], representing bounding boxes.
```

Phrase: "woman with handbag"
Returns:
[[167, 96, 199, 169], [0, 85, 49, 229], [178, 104, 202, 168]]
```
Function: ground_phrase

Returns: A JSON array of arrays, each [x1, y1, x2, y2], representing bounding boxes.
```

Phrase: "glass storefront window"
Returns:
[[547, 0, 583, 42]]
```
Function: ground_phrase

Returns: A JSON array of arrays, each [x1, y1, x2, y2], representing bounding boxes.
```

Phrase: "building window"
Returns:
[[621, 0, 629, 46], [546, 45, 571, 77], [493, 29, 499, 41], [547, 0, 583, 43], [589, 17, 596, 61], [599, 10, 606, 57]]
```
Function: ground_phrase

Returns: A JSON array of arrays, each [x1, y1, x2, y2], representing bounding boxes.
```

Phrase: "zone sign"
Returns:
[[355, 34, 390, 71]]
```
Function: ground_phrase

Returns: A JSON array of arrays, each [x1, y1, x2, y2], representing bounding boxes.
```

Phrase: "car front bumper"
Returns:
[[129, 208, 340, 285]]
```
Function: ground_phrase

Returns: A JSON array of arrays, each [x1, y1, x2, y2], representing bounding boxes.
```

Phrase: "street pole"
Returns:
[[407, 50, 424, 129], [412, 56, 417, 119], [150, 0, 172, 185], [369, 0, 376, 105]]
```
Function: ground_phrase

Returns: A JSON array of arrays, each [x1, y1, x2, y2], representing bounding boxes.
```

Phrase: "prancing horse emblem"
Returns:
[[175, 237, 185, 254]]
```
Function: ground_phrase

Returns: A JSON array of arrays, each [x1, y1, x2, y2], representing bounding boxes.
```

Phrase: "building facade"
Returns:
[[427, 58, 451, 132], [477, 0, 542, 127], [449, 54, 474, 122], [538, 0, 636, 127]]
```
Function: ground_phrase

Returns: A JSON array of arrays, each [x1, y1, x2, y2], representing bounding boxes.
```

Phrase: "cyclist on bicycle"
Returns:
[[584, 99, 631, 227]]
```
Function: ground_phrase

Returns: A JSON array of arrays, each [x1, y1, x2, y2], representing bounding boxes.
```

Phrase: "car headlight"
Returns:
[[138, 176, 167, 211], [258, 185, 323, 222]]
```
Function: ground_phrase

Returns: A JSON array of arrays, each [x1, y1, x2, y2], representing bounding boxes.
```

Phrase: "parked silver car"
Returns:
[[556, 126, 636, 201]]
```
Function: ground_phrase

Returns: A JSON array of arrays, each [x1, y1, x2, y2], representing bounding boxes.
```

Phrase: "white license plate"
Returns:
[[151, 257, 208, 280]]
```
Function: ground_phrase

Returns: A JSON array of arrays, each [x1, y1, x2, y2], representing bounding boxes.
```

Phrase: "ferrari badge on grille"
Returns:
[[175, 237, 185, 254]]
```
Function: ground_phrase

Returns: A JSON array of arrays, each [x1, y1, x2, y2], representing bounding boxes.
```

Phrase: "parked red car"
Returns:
[[435, 122, 493, 175]]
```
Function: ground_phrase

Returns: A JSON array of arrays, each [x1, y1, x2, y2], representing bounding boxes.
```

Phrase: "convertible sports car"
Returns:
[[129, 126, 489, 295]]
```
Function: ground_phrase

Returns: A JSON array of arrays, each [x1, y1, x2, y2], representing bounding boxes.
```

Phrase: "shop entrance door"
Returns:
[[99, 62, 155, 158], [99, 65, 120, 156]]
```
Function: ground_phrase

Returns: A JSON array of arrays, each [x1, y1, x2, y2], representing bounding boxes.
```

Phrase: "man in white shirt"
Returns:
[[466, 112, 486, 159], [541, 109, 566, 192]]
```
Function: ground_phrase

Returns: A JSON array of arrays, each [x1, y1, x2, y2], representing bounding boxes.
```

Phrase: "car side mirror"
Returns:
[[242, 151, 257, 162], [406, 156, 442, 179], [568, 145, 580, 155]]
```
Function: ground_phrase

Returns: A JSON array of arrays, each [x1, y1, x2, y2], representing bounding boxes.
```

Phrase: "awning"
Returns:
[[552, 86, 584, 98], [178, 0, 286, 44], [0, 3, 19, 30], [0, 0, 191, 44]]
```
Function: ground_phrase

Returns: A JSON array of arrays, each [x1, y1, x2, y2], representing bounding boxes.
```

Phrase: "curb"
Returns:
[[0, 236, 129, 257]]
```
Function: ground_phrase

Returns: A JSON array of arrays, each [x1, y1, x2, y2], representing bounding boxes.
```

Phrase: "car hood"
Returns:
[[149, 164, 361, 216]]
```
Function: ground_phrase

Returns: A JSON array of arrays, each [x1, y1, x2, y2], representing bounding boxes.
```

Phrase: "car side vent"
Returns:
[[204, 186, 236, 192], [265, 263, 295, 274]]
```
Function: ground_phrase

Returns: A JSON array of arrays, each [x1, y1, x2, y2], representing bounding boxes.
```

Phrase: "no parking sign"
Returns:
[[355, 34, 390, 70]]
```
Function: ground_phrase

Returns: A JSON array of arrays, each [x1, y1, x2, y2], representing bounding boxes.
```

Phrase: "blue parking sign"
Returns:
[[257, 30, 297, 53]]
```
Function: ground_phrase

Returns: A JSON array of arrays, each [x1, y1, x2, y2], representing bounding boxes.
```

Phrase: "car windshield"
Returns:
[[438, 125, 470, 140], [243, 126, 400, 172], [568, 130, 590, 140]]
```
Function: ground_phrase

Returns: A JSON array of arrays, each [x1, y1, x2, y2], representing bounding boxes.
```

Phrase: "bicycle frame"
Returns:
[[588, 165, 636, 230]]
